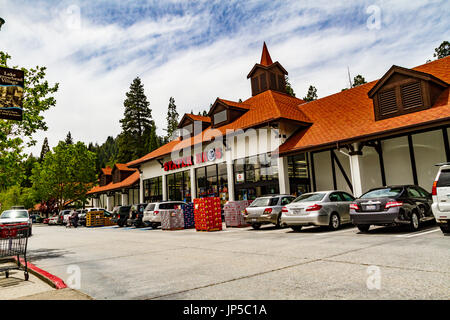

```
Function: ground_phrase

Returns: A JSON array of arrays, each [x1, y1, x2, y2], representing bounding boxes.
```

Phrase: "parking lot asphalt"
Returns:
[[26, 222, 449, 300]]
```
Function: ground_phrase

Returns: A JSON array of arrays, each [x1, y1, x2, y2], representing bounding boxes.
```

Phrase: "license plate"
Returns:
[[293, 209, 303, 215], [365, 205, 376, 210], [252, 219, 257, 222]]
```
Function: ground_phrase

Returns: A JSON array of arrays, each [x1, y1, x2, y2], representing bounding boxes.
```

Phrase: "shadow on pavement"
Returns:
[[27, 248, 72, 262]]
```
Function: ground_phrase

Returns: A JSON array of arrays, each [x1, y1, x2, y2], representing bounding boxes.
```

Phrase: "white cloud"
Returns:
[[0, 0, 448, 156]]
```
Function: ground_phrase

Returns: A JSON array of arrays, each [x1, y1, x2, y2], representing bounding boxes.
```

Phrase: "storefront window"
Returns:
[[144, 177, 163, 202], [234, 153, 280, 200], [167, 170, 191, 202], [196, 164, 228, 203]]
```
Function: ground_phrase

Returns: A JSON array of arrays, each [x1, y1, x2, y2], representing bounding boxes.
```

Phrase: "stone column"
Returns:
[[121, 192, 128, 206], [190, 167, 197, 200], [139, 172, 144, 204], [278, 156, 290, 195], [349, 143, 363, 197], [162, 174, 167, 201]]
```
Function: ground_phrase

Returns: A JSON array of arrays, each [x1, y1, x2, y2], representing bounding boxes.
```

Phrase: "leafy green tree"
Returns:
[[352, 75, 367, 87], [303, 85, 318, 102], [0, 52, 58, 190], [117, 77, 155, 162], [21, 154, 38, 188], [32, 141, 97, 210], [164, 97, 179, 141], [285, 75, 296, 97], [433, 41, 449, 60]]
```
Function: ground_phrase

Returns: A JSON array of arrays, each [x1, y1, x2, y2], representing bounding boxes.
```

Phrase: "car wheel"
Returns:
[[329, 213, 341, 231], [151, 223, 158, 229], [291, 226, 302, 232], [357, 225, 370, 232], [439, 224, 450, 234], [251, 223, 261, 230], [275, 214, 282, 228], [410, 211, 420, 231]]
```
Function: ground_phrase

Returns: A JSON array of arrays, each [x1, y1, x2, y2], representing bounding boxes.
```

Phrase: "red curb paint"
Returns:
[[14, 257, 67, 289]]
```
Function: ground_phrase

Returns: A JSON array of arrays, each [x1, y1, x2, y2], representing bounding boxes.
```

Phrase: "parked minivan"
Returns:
[[431, 163, 450, 234], [143, 201, 185, 229]]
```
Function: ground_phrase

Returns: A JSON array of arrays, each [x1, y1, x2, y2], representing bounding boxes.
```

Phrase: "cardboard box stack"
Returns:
[[183, 203, 195, 229], [160, 209, 184, 230], [223, 200, 253, 227], [193, 197, 222, 232]]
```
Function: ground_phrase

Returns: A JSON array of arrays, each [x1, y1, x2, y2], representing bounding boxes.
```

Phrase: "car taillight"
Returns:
[[263, 208, 272, 214], [281, 207, 288, 213], [385, 201, 403, 209], [432, 181, 437, 196], [349, 203, 359, 210], [154, 211, 159, 215], [305, 204, 322, 212], [244, 209, 248, 215]]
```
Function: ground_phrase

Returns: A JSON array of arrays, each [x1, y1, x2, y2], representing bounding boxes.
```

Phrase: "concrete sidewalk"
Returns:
[[0, 261, 92, 300]]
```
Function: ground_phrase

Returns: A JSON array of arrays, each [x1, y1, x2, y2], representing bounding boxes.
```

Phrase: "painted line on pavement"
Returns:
[[314, 227, 357, 236], [396, 227, 440, 238]]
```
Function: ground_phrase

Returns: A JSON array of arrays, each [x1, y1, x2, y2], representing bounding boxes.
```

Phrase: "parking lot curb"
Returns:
[[13, 257, 67, 289]]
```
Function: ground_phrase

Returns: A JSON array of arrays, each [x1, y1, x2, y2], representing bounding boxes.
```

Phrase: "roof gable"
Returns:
[[368, 65, 448, 98]]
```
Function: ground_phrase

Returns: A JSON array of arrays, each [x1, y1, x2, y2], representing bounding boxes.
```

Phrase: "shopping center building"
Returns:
[[88, 43, 450, 209]]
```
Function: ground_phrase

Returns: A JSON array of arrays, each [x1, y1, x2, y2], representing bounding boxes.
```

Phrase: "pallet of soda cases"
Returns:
[[182, 202, 195, 229], [223, 200, 252, 227], [160, 209, 184, 230], [193, 197, 222, 232]]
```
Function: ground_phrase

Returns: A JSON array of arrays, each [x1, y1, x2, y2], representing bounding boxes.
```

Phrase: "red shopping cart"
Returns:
[[0, 223, 30, 280]]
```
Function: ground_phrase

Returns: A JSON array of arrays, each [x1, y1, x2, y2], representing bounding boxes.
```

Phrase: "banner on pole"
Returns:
[[0, 66, 24, 121]]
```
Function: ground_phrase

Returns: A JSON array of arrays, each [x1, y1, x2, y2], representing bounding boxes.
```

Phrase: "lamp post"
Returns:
[[0, 18, 5, 30]]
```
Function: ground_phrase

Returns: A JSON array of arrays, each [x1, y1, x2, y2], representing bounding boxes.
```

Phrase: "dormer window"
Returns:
[[214, 110, 227, 125], [368, 65, 448, 121], [208, 98, 250, 128], [177, 114, 211, 140]]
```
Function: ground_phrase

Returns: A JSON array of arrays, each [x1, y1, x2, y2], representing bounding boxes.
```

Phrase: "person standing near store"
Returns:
[[71, 210, 79, 228]]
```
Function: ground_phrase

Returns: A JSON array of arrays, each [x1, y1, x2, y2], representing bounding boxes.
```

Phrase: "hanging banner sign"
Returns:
[[0, 66, 24, 121]]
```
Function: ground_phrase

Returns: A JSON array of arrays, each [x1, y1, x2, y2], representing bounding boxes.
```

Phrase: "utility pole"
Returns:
[[347, 66, 353, 88]]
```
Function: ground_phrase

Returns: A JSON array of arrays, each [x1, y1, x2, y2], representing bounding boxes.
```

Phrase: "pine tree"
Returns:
[[303, 85, 318, 102], [164, 97, 179, 141], [433, 41, 449, 60], [285, 75, 296, 97], [39, 137, 50, 162], [118, 77, 155, 162], [65, 131, 73, 145]]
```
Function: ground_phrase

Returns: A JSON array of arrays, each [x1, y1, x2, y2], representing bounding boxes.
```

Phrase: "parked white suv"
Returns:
[[143, 201, 185, 229], [431, 163, 450, 234]]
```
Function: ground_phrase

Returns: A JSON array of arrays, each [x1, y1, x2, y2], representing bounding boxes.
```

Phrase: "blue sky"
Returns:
[[0, 0, 449, 155]]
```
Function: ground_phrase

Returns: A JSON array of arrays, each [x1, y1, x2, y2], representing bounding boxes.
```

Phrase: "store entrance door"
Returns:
[[235, 182, 280, 201]]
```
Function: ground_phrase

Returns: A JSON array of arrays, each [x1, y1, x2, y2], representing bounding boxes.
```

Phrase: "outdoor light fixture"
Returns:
[[0, 18, 5, 30]]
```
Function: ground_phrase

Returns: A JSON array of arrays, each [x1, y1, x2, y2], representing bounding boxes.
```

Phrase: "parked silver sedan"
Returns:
[[244, 194, 296, 229], [280, 191, 355, 231]]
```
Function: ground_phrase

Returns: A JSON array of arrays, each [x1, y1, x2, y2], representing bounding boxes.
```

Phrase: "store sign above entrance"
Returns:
[[0, 66, 24, 121], [164, 147, 223, 171]]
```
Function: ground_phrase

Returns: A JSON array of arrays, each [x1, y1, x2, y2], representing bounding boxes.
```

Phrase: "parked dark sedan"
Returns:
[[350, 185, 434, 232], [117, 205, 132, 227]]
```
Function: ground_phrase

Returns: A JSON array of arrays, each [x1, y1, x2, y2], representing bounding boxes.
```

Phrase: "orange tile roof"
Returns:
[[115, 163, 136, 172], [101, 166, 112, 175], [127, 90, 308, 167], [260, 42, 273, 66], [185, 113, 211, 122], [279, 56, 450, 155], [88, 170, 140, 194]]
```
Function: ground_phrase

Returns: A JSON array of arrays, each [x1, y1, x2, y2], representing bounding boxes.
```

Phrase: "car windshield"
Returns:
[[0, 210, 28, 219], [292, 193, 326, 203], [360, 187, 403, 199], [250, 197, 279, 207]]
